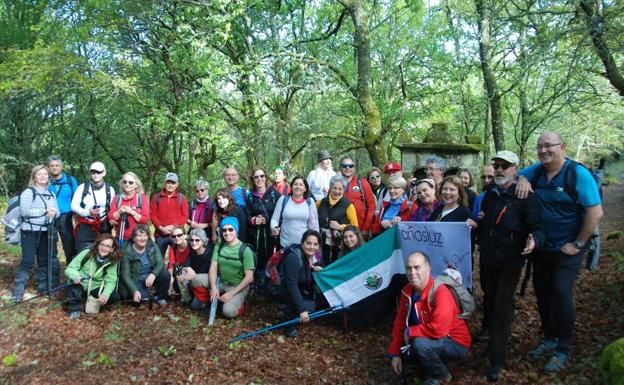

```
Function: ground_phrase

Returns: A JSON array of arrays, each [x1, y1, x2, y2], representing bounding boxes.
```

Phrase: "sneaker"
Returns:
[[69, 311, 81, 320], [486, 364, 503, 382], [544, 351, 569, 373], [156, 299, 167, 307], [475, 329, 491, 342], [284, 327, 299, 338], [529, 340, 557, 360]]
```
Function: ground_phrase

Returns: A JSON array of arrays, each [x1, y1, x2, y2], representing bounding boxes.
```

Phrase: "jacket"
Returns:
[[387, 277, 471, 357], [19, 187, 60, 232], [372, 198, 418, 234], [281, 246, 321, 314], [150, 190, 189, 237], [119, 240, 164, 298], [477, 184, 545, 267], [65, 249, 118, 298], [49, 172, 77, 214], [344, 177, 376, 232], [108, 193, 150, 241]]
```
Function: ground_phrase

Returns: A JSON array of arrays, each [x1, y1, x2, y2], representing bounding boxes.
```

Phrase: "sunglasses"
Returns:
[[122, 180, 135, 185], [369, 175, 381, 180], [492, 163, 512, 170], [221, 227, 235, 233], [253, 174, 266, 180], [340, 164, 355, 169], [189, 238, 203, 243], [173, 233, 185, 238], [196, 188, 206, 193], [481, 175, 494, 180], [90, 170, 104, 175]]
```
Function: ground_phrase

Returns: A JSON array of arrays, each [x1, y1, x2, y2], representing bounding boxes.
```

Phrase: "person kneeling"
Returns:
[[209, 217, 255, 319], [64, 234, 121, 319], [388, 252, 471, 385], [119, 224, 170, 306], [176, 229, 213, 310]]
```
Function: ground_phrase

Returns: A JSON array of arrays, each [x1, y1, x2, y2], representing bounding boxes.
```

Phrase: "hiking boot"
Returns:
[[544, 351, 569, 373], [486, 364, 503, 382], [284, 327, 299, 338], [69, 311, 81, 320], [156, 299, 167, 307], [475, 329, 491, 342], [422, 373, 452, 385], [529, 339, 557, 360]]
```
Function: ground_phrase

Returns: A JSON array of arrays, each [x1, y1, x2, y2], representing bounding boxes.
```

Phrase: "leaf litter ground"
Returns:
[[0, 186, 622, 385]]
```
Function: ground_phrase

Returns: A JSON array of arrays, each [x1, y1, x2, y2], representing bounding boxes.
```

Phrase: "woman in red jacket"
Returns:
[[373, 176, 417, 234], [108, 172, 150, 243]]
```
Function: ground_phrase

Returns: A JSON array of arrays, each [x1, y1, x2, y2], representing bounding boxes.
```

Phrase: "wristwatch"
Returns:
[[573, 240, 585, 249]]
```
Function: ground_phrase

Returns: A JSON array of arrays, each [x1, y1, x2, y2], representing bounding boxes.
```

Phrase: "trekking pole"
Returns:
[[228, 305, 345, 343], [1, 282, 78, 312], [117, 213, 127, 248], [47, 218, 55, 296]]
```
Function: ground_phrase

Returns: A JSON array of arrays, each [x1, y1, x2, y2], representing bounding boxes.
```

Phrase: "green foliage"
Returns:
[[2, 353, 17, 366], [601, 338, 624, 385], [157, 345, 176, 357], [607, 232, 624, 240]]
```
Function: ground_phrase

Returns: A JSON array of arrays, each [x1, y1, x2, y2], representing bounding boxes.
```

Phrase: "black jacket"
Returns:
[[282, 246, 321, 314], [477, 183, 545, 267]]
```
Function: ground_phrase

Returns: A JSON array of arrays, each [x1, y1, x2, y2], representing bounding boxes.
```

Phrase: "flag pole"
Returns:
[[228, 305, 345, 343]]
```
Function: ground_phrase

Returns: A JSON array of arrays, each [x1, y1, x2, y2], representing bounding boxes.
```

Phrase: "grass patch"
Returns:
[[0, 242, 20, 256], [0, 307, 29, 333]]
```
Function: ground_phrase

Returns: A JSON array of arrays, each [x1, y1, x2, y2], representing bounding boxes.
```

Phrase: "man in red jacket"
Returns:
[[388, 252, 471, 385], [151, 173, 189, 258], [338, 155, 376, 238]]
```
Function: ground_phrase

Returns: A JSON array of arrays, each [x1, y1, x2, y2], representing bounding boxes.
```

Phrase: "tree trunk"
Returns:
[[475, 0, 504, 151]]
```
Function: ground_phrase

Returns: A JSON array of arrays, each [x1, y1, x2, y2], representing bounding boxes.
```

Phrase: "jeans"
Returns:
[[481, 265, 523, 365], [155, 236, 174, 261], [66, 283, 120, 312], [410, 337, 468, 379], [134, 269, 171, 300], [532, 249, 584, 354], [12, 230, 59, 298], [57, 213, 75, 263]]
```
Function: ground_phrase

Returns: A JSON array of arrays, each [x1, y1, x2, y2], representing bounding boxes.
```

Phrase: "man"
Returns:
[[71, 161, 116, 252], [388, 252, 470, 385], [224, 167, 249, 207], [150, 173, 189, 258], [425, 155, 445, 186], [48, 155, 78, 263], [471, 164, 495, 220], [376, 162, 404, 215], [516, 131, 603, 373], [307, 149, 336, 201], [338, 155, 376, 236], [477, 151, 544, 382]]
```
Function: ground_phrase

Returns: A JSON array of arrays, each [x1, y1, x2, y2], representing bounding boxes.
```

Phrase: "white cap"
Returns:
[[492, 150, 519, 165], [89, 162, 106, 172]]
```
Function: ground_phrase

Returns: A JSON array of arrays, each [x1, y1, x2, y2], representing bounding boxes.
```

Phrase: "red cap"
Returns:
[[384, 162, 402, 174]]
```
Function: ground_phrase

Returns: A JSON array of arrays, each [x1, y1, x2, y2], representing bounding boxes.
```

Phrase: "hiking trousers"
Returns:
[[410, 337, 468, 379], [57, 213, 75, 264], [12, 230, 59, 298]]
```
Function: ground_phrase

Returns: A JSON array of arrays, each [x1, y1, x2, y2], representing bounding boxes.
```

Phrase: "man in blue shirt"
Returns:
[[516, 131, 603, 373], [223, 167, 249, 208], [48, 155, 78, 263]]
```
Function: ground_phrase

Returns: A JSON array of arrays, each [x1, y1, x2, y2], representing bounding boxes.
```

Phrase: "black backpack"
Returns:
[[265, 245, 302, 297], [79, 182, 113, 212]]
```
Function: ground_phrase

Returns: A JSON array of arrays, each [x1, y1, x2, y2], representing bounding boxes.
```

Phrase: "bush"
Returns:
[[601, 338, 624, 385]]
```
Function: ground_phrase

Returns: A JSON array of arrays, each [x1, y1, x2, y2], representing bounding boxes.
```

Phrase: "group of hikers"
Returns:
[[6, 130, 603, 383]]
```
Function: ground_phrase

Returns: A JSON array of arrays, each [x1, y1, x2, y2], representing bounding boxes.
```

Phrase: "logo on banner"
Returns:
[[364, 272, 383, 290]]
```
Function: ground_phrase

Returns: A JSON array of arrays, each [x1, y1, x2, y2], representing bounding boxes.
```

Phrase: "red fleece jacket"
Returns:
[[150, 190, 189, 236], [344, 177, 376, 232], [387, 277, 471, 357]]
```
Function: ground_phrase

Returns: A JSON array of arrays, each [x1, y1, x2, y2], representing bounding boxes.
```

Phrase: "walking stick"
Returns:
[[1, 282, 77, 311], [208, 277, 220, 326], [228, 305, 345, 343], [47, 219, 56, 296], [115, 213, 127, 293]]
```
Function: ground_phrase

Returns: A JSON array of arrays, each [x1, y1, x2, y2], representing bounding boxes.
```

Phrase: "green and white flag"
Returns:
[[313, 226, 404, 308]]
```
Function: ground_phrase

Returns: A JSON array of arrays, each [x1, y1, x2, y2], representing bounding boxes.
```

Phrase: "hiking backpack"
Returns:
[[79, 182, 113, 212], [1, 187, 39, 245], [116, 193, 143, 210], [529, 158, 601, 205], [264, 244, 302, 297], [428, 269, 475, 320], [216, 241, 257, 274]]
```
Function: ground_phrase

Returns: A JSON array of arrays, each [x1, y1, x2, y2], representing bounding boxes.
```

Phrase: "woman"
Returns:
[[408, 178, 441, 221], [64, 234, 121, 319], [119, 224, 170, 305], [11, 165, 60, 303], [457, 168, 477, 210], [270, 176, 319, 248], [108, 172, 150, 242], [209, 217, 255, 319], [273, 166, 291, 196], [273, 230, 323, 337], [338, 225, 365, 258], [245, 167, 280, 271], [188, 180, 213, 240], [167, 226, 190, 296], [367, 167, 385, 201], [211, 188, 247, 243], [316, 175, 358, 266], [176, 229, 213, 310], [429, 176, 477, 228], [373, 176, 417, 234]]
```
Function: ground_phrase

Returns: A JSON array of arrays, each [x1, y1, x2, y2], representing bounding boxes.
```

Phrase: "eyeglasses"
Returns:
[[369, 175, 381, 180], [189, 238, 202, 243], [221, 227, 235, 233], [340, 164, 355, 169], [99, 243, 114, 249], [90, 170, 104, 175], [492, 163, 512, 170], [122, 180, 135, 185], [253, 174, 266, 180], [196, 188, 206, 193], [536, 143, 561, 150], [173, 233, 185, 238]]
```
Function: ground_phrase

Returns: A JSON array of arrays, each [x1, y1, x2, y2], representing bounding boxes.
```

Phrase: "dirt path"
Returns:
[[0, 186, 622, 385]]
